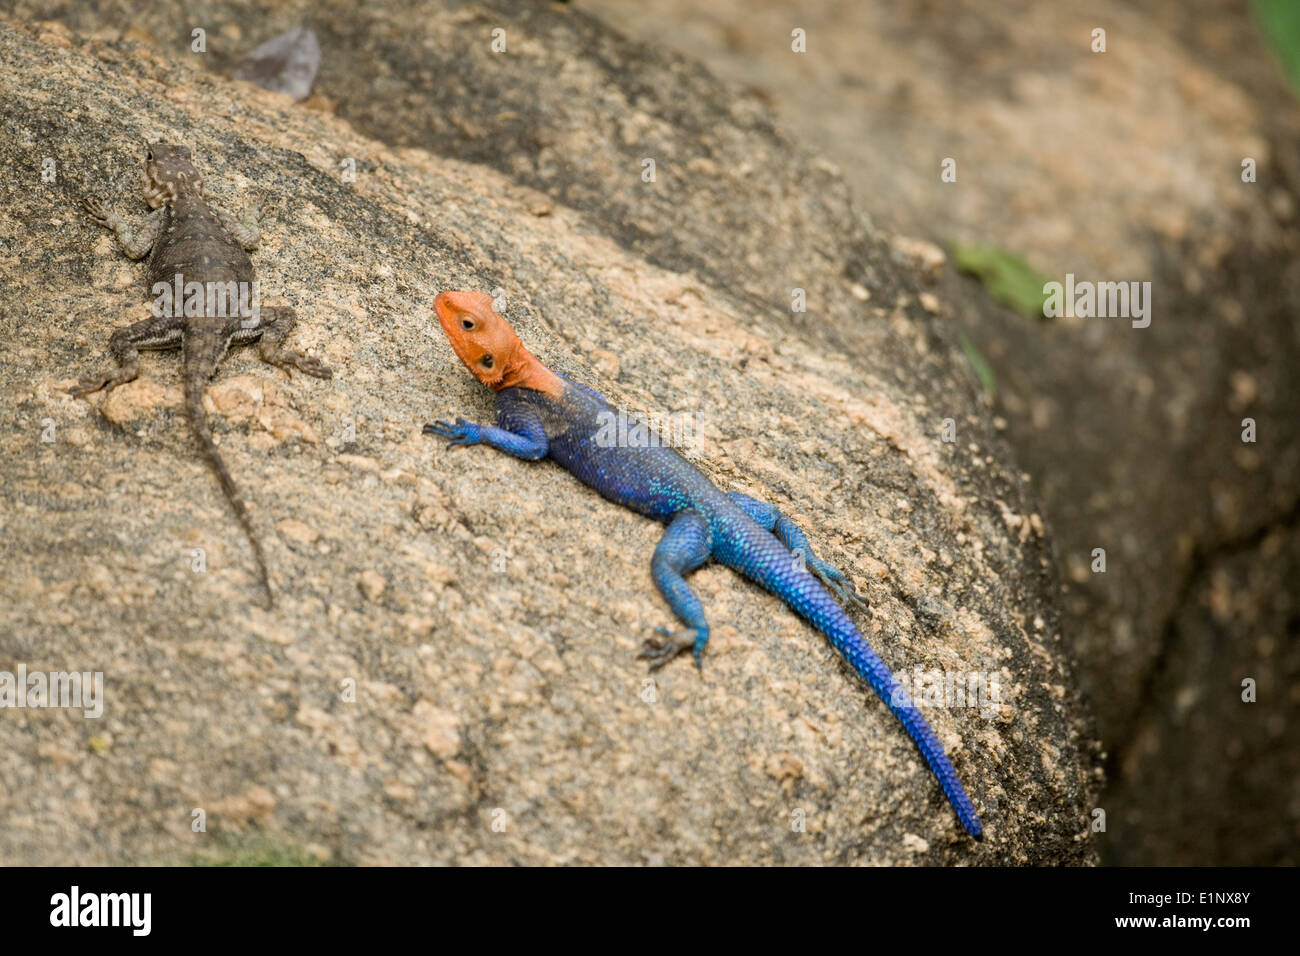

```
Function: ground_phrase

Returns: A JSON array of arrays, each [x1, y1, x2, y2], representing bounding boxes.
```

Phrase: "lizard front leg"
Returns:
[[422, 416, 548, 459], [245, 305, 333, 378], [211, 201, 262, 251], [69, 313, 184, 397], [82, 198, 163, 260], [727, 491, 869, 613], [424, 401, 549, 460], [638, 509, 713, 670]]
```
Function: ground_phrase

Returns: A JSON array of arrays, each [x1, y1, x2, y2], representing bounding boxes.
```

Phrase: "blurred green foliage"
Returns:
[[950, 241, 1050, 321], [959, 333, 997, 399], [1256, 0, 1300, 92], [186, 834, 342, 867]]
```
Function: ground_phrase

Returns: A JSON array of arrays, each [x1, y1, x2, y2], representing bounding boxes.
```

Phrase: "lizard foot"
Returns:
[[81, 197, 112, 228], [264, 349, 333, 379], [808, 560, 871, 615], [68, 372, 133, 398], [637, 627, 703, 671], [423, 418, 481, 447]]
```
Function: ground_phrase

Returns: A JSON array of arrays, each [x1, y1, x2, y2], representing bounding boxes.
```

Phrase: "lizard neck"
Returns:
[[168, 191, 208, 218], [495, 341, 565, 399]]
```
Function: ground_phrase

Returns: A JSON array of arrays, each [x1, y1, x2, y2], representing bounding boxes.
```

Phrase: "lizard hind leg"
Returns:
[[250, 306, 333, 379], [69, 313, 183, 397], [726, 491, 870, 614], [639, 509, 713, 670]]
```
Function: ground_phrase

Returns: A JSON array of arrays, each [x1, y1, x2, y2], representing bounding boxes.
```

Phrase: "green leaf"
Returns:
[[191, 837, 340, 867], [1256, 0, 1300, 93], [950, 241, 1051, 320], [959, 333, 997, 399]]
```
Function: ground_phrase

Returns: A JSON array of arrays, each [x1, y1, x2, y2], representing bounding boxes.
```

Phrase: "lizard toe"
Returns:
[[812, 564, 870, 614], [288, 354, 332, 379], [81, 197, 109, 224], [69, 374, 133, 397], [637, 627, 698, 670], [68, 378, 105, 398], [265, 350, 333, 380], [423, 420, 473, 444]]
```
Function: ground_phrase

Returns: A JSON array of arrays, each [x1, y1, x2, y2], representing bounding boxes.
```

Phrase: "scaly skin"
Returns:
[[72, 144, 332, 607], [424, 290, 984, 840]]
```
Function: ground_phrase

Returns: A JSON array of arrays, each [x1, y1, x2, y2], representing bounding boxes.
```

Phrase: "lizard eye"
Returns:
[[480, 354, 494, 369], [460, 317, 475, 330], [146, 149, 154, 161]]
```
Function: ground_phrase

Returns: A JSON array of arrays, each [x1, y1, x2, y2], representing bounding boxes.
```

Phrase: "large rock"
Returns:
[[0, 9, 1093, 864], [592, 0, 1300, 865]]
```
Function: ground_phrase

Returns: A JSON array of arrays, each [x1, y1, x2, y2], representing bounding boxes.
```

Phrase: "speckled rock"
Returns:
[[0, 9, 1094, 865]]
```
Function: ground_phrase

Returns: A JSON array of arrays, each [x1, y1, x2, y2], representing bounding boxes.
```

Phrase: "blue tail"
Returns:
[[713, 512, 984, 838], [826, 623, 984, 839]]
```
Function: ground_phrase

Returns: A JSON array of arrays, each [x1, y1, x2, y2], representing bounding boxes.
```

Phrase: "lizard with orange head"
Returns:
[[426, 290, 985, 840]]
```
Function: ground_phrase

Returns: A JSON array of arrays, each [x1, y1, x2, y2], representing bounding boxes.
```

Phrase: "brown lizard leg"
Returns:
[[249, 305, 332, 378], [82, 198, 164, 260], [70, 313, 185, 397]]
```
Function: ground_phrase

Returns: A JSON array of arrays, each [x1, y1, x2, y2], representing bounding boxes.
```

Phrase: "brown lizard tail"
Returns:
[[184, 377, 274, 608]]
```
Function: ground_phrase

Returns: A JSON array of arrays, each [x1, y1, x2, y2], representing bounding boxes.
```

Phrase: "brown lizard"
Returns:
[[72, 143, 332, 608]]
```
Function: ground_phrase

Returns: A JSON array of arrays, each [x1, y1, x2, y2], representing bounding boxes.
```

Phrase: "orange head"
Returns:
[[434, 291, 563, 396]]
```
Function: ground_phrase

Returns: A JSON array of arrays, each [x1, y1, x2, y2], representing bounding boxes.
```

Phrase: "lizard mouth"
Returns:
[[433, 292, 471, 336], [143, 182, 174, 208], [140, 167, 175, 208]]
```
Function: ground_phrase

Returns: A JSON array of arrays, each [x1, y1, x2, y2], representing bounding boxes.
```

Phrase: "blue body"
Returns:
[[428, 377, 983, 839]]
